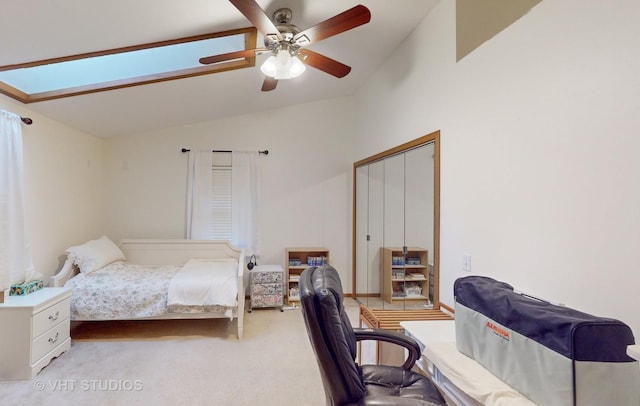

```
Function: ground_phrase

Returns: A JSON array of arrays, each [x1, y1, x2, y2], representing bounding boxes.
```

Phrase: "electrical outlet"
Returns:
[[463, 254, 471, 272]]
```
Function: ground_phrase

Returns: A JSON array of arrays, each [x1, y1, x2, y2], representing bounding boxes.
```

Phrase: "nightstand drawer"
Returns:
[[252, 270, 283, 283], [32, 297, 70, 338], [251, 294, 283, 307], [32, 318, 70, 363], [251, 282, 283, 295]]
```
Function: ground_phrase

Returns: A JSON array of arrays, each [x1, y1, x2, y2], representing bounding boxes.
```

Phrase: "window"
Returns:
[[186, 150, 260, 253], [0, 27, 257, 103]]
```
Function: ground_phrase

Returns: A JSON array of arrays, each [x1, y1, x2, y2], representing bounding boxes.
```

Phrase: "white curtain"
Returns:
[[0, 110, 36, 291], [231, 151, 261, 255], [185, 150, 213, 239]]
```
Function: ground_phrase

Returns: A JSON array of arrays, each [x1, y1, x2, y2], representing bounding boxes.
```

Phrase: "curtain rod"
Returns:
[[181, 148, 268, 155], [0, 109, 33, 124]]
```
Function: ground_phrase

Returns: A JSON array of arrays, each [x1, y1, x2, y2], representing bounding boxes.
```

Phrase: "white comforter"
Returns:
[[168, 259, 238, 307]]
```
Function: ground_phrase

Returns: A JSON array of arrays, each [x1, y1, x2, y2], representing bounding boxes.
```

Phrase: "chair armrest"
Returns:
[[354, 328, 421, 370]]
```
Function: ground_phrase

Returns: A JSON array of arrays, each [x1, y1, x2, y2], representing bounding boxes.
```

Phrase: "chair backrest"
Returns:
[[299, 265, 366, 406]]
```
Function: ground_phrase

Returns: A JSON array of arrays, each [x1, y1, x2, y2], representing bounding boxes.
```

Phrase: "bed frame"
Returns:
[[50, 239, 246, 339]]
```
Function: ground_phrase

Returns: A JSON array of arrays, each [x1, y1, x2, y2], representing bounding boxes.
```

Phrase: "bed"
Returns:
[[49, 237, 246, 339]]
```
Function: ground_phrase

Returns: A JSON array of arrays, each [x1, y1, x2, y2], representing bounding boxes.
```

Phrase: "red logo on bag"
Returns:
[[486, 321, 510, 341]]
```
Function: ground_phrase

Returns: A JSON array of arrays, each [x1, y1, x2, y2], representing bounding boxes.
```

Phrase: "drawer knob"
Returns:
[[48, 332, 59, 344], [49, 311, 59, 322]]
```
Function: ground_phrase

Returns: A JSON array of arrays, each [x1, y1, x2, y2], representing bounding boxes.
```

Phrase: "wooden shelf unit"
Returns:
[[381, 247, 429, 304], [285, 247, 329, 304]]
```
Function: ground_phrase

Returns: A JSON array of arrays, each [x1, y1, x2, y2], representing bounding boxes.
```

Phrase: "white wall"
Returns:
[[103, 97, 354, 287], [0, 98, 104, 278], [7, 0, 640, 337], [353, 1, 640, 335]]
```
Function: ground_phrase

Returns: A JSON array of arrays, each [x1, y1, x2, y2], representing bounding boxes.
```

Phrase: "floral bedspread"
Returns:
[[64, 261, 237, 320]]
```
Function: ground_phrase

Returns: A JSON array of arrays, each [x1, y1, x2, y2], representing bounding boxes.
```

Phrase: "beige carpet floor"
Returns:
[[0, 299, 361, 406]]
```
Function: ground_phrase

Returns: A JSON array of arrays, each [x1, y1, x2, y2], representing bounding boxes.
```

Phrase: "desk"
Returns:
[[401, 320, 455, 378], [401, 320, 535, 406], [401, 320, 470, 406], [401, 319, 456, 346]]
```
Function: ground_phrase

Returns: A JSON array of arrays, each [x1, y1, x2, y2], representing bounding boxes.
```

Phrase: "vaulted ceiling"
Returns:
[[1, 1, 439, 137], [2, 1, 544, 138]]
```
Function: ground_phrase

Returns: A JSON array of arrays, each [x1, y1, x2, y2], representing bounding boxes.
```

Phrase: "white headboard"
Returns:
[[50, 239, 244, 287], [119, 239, 243, 265]]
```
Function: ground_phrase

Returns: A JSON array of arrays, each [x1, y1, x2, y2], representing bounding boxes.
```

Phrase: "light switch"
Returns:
[[463, 254, 471, 272]]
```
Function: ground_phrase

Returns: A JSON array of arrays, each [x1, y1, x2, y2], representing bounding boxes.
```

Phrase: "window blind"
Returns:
[[210, 167, 232, 240]]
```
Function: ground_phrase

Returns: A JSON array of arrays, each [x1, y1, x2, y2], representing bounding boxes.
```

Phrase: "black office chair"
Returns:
[[299, 264, 446, 406]]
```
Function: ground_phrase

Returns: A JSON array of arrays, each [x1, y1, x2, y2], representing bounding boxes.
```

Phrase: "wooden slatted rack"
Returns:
[[359, 305, 454, 332], [358, 304, 454, 366]]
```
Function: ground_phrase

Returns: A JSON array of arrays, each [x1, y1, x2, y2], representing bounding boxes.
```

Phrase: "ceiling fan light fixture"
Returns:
[[260, 55, 278, 77], [288, 55, 306, 78], [260, 50, 305, 80]]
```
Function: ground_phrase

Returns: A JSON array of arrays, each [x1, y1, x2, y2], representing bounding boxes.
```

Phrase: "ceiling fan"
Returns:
[[199, 0, 371, 91]]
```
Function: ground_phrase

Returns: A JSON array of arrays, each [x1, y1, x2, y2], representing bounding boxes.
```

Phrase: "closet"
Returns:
[[353, 131, 440, 310]]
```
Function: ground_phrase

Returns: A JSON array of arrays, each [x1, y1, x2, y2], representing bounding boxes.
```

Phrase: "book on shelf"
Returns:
[[406, 257, 421, 265]]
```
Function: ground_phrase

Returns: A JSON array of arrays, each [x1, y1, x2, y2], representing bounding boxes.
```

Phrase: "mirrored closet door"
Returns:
[[353, 131, 440, 310]]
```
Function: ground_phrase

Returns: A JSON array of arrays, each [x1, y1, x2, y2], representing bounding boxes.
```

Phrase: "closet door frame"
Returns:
[[351, 130, 441, 308]]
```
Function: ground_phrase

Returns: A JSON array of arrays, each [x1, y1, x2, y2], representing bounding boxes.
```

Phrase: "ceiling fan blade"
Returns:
[[199, 48, 267, 65], [230, 0, 283, 41], [261, 76, 278, 91], [299, 49, 351, 78], [293, 5, 371, 46]]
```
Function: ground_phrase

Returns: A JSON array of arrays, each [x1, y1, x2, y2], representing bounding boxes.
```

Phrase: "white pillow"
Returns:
[[66, 236, 126, 273]]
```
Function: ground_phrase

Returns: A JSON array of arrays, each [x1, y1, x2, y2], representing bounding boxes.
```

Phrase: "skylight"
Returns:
[[0, 27, 257, 103]]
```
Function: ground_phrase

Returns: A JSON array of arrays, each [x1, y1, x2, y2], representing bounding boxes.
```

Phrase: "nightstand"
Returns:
[[0, 287, 72, 380], [248, 265, 284, 312]]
